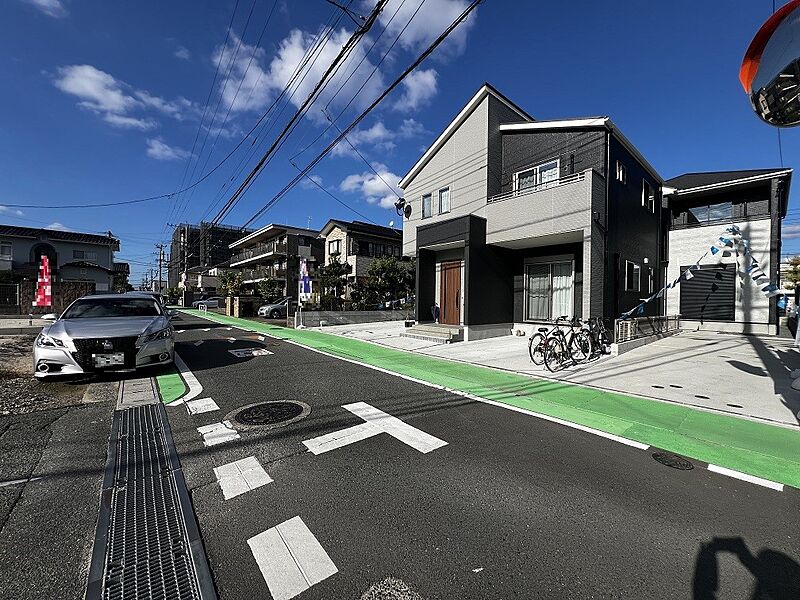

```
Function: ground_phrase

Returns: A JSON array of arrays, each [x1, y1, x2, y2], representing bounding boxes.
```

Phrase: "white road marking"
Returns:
[[202, 328, 211, 332], [0, 476, 42, 488], [174, 329, 185, 334], [171, 353, 203, 407], [193, 340, 204, 346], [197, 421, 240, 447], [303, 402, 447, 455], [213, 456, 272, 500], [707, 464, 784, 491], [225, 327, 232, 331], [186, 397, 220, 415], [258, 335, 266, 341], [248, 516, 338, 600], [228, 348, 273, 358], [228, 337, 236, 343]]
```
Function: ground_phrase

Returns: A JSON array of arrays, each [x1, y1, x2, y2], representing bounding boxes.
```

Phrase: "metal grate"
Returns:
[[91, 404, 213, 600], [72, 337, 138, 370]]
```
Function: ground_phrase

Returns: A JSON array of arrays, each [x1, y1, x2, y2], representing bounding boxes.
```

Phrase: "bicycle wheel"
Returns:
[[544, 337, 565, 372], [570, 330, 593, 363], [528, 333, 545, 365]]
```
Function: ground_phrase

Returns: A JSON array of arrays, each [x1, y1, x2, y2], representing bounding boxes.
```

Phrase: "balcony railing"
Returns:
[[487, 171, 586, 204], [230, 241, 287, 265], [240, 266, 287, 281]]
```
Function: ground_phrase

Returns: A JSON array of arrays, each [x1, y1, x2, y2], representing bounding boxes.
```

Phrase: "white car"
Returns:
[[258, 297, 291, 318], [192, 296, 222, 309]]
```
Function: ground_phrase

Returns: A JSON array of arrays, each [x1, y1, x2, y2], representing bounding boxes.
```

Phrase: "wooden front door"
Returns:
[[439, 261, 461, 325]]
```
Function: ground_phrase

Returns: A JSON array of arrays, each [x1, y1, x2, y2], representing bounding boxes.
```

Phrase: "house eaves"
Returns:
[[397, 83, 533, 190], [664, 169, 793, 196]]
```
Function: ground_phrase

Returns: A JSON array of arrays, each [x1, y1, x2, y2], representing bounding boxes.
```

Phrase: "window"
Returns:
[[422, 194, 432, 218], [73, 249, 97, 260], [328, 239, 341, 255], [515, 159, 560, 192], [524, 261, 574, 320], [616, 161, 626, 184], [686, 201, 733, 226], [648, 267, 654, 294], [0, 242, 10, 257], [642, 180, 655, 212], [438, 187, 450, 214], [625, 261, 641, 292]]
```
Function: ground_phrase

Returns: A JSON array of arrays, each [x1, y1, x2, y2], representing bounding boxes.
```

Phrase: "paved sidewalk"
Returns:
[[173, 309, 800, 489], [0, 317, 47, 335], [322, 322, 800, 427]]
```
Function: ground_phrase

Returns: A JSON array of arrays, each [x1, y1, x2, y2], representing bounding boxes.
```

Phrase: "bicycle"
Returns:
[[543, 316, 593, 372], [586, 316, 612, 356], [527, 321, 559, 365]]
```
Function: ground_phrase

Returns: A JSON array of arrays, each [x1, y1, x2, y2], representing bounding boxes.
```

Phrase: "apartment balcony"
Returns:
[[485, 169, 602, 247], [229, 241, 288, 267], [240, 266, 287, 282]]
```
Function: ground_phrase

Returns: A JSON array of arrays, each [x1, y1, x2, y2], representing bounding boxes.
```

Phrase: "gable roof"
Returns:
[[664, 169, 792, 191], [0, 224, 120, 249], [319, 219, 401, 239], [398, 83, 533, 189]]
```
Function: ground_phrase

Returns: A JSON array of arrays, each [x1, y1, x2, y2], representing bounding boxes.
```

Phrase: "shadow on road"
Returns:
[[693, 537, 800, 599]]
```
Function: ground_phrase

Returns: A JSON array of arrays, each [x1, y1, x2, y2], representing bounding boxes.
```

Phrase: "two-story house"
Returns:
[[319, 219, 402, 296], [0, 224, 120, 291], [663, 169, 792, 334], [228, 224, 324, 304], [399, 84, 664, 341]]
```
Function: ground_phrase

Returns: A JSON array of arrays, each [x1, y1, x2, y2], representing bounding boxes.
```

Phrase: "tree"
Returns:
[[366, 256, 416, 307], [784, 256, 800, 290], [165, 287, 181, 305], [257, 277, 284, 302], [218, 271, 244, 297], [317, 254, 351, 310]]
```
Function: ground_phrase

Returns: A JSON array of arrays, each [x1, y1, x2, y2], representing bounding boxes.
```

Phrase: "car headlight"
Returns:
[[138, 327, 173, 345], [36, 334, 66, 348]]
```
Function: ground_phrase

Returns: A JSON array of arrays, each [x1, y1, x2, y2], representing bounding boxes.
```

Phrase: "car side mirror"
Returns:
[[41, 313, 59, 321], [167, 309, 178, 319]]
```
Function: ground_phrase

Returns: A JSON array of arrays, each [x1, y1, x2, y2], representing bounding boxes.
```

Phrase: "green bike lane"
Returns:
[[159, 309, 800, 490]]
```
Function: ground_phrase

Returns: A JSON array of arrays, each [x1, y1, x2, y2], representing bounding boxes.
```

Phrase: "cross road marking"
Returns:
[[228, 348, 273, 358], [302, 402, 447, 455], [186, 397, 219, 415], [248, 516, 337, 600], [213, 456, 272, 500], [197, 421, 240, 447]]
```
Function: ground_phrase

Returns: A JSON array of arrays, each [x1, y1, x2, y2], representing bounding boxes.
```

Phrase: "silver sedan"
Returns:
[[33, 294, 175, 378]]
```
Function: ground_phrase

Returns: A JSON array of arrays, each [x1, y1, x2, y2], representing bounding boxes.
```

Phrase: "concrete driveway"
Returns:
[[321, 322, 800, 428]]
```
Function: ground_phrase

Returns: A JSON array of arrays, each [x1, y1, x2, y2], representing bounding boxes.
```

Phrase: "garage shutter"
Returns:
[[679, 264, 735, 322]]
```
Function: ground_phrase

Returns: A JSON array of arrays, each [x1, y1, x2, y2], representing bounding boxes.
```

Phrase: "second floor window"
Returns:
[[515, 159, 559, 191], [625, 260, 641, 292], [687, 202, 733, 225], [642, 180, 655, 212], [616, 161, 626, 184], [0, 242, 11, 257], [422, 193, 432, 218], [73, 249, 97, 261], [438, 187, 450, 214], [328, 240, 341, 255]]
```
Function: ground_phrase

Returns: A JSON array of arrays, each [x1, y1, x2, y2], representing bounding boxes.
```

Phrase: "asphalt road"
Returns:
[[167, 313, 800, 600]]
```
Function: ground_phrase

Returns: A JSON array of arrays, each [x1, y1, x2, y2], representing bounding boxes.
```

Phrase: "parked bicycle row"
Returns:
[[528, 316, 612, 372]]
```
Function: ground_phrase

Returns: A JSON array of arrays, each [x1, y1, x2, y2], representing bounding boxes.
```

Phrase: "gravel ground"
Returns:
[[0, 335, 88, 415]]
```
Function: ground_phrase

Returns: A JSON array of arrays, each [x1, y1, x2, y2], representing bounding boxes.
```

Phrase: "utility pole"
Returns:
[[155, 244, 165, 293]]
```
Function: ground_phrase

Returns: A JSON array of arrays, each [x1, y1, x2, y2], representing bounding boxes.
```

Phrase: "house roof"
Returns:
[[498, 117, 663, 183], [319, 219, 402, 239], [112, 262, 130, 274], [398, 83, 534, 189], [61, 261, 114, 273], [0, 224, 120, 249], [664, 169, 792, 191], [229, 223, 319, 248]]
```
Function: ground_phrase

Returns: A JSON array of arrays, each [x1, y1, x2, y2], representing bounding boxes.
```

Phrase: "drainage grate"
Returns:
[[87, 403, 216, 600], [231, 401, 310, 428], [652, 451, 694, 471]]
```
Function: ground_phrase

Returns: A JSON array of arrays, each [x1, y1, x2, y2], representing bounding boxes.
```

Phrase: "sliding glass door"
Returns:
[[525, 261, 574, 321]]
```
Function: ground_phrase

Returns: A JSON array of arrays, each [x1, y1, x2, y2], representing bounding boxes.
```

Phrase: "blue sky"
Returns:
[[1, 0, 797, 283]]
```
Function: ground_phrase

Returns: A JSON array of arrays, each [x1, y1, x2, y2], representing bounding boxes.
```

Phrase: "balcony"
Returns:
[[485, 169, 600, 246], [240, 266, 287, 282], [230, 241, 287, 267]]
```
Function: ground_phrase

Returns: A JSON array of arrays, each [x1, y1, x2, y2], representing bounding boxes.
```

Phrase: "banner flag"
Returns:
[[710, 246, 720, 255]]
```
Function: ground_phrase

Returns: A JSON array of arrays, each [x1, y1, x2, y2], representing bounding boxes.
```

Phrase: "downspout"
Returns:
[[604, 129, 611, 320]]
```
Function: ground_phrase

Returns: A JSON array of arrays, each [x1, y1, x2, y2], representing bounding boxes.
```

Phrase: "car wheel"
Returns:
[[269, 310, 280, 318]]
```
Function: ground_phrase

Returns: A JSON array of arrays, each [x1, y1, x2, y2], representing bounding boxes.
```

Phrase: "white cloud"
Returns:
[[46, 222, 71, 231], [53, 64, 197, 130], [393, 68, 437, 111], [373, 0, 476, 59], [22, 0, 67, 18], [340, 162, 402, 210], [213, 28, 385, 118], [0, 205, 24, 217], [174, 46, 191, 60], [332, 119, 427, 158], [146, 138, 190, 161], [783, 224, 800, 240], [398, 117, 428, 138], [300, 174, 324, 190]]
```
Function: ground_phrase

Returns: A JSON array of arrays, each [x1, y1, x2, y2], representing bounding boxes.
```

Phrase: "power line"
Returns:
[[242, 0, 484, 229]]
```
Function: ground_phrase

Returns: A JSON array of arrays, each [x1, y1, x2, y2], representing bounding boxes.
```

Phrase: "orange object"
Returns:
[[740, 0, 800, 92]]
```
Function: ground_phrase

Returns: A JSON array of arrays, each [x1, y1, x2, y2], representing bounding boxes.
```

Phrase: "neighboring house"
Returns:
[[663, 169, 792, 334], [112, 261, 131, 292], [228, 224, 323, 304], [398, 83, 664, 341], [0, 224, 120, 291], [180, 264, 239, 294], [168, 222, 254, 288], [319, 219, 403, 296]]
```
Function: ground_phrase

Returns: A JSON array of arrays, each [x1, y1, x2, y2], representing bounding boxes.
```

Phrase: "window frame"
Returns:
[[438, 187, 450, 214], [0, 242, 11, 257], [513, 158, 561, 192], [421, 193, 432, 219], [522, 255, 575, 322], [642, 180, 655, 213], [328, 239, 341, 256], [73, 249, 97, 261], [625, 260, 641, 292], [616, 161, 626, 184]]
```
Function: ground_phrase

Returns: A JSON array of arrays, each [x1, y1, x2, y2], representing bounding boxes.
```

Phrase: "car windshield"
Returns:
[[62, 298, 162, 319]]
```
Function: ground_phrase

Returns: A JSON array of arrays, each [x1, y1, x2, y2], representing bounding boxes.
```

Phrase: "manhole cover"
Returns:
[[652, 451, 694, 470], [228, 401, 310, 429]]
